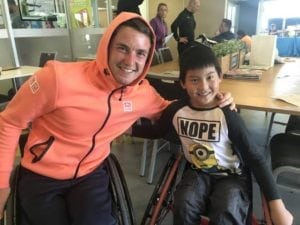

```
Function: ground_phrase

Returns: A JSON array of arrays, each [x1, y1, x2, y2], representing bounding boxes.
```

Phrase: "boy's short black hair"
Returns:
[[179, 43, 222, 83]]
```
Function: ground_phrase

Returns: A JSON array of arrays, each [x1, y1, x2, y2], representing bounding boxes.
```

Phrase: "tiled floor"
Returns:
[[111, 109, 294, 225]]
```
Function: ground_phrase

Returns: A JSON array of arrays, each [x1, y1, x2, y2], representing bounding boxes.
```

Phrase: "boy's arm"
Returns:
[[223, 107, 293, 224]]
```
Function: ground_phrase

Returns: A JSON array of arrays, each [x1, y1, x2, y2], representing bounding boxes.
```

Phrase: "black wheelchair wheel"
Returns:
[[141, 154, 185, 225], [106, 154, 136, 225]]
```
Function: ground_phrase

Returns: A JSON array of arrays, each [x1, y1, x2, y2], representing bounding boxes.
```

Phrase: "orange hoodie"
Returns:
[[0, 13, 169, 188]]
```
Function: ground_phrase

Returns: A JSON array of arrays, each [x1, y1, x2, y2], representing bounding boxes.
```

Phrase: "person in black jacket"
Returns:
[[211, 18, 236, 43], [171, 0, 200, 57], [117, 0, 144, 15]]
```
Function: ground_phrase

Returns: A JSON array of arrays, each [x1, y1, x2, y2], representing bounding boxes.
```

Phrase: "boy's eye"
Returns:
[[189, 78, 199, 83]]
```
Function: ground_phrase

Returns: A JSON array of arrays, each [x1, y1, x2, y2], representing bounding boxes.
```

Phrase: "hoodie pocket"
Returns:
[[29, 136, 55, 163]]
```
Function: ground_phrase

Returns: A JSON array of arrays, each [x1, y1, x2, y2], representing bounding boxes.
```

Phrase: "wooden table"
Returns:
[[0, 66, 40, 109], [0, 66, 40, 81], [148, 60, 300, 116]]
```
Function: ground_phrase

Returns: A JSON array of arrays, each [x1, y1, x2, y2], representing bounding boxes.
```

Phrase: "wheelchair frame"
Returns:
[[141, 153, 272, 225], [1, 153, 135, 225]]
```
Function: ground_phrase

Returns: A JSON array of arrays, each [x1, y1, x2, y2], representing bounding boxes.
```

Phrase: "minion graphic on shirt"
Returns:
[[189, 142, 218, 169]]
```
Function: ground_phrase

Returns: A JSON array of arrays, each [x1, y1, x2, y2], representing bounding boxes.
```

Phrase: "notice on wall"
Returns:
[[69, 0, 93, 28], [18, 0, 56, 20]]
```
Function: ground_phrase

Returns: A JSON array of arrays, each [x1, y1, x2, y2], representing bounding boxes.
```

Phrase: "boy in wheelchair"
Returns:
[[131, 44, 293, 225]]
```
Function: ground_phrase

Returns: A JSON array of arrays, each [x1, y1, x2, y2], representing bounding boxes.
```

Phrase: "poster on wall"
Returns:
[[0, 4, 4, 28], [18, 0, 57, 21], [69, 0, 93, 28]]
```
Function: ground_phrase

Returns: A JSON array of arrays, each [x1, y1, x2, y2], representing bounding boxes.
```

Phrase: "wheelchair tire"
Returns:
[[106, 154, 136, 225], [141, 154, 184, 225]]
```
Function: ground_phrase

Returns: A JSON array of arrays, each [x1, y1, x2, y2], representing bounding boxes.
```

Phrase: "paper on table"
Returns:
[[273, 94, 300, 107], [163, 33, 174, 45], [163, 70, 179, 78]]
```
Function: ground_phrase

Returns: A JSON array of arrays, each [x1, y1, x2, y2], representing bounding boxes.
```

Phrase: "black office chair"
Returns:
[[1, 133, 135, 225], [39, 52, 57, 67], [269, 115, 300, 224], [151, 51, 161, 66]]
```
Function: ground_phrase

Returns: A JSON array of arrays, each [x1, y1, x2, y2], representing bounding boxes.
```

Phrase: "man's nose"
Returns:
[[124, 52, 135, 66]]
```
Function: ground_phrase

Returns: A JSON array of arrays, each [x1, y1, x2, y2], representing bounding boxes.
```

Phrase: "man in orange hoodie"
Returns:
[[0, 12, 232, 225]]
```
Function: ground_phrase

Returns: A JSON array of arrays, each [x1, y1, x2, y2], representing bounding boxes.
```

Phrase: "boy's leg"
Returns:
[[208, 175, 251, 225], [67, 164, 116, 225], [18, 167, 70, 225], [173, 168, 210, 225]]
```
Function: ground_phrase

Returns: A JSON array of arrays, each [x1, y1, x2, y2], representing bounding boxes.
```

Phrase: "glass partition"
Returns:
[[8, 0, 67, 29], [68, 0, 116, 29], [0, 2, 5, 29]]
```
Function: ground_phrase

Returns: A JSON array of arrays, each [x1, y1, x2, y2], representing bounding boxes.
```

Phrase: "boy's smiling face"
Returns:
[[181, 66, 221, 108]]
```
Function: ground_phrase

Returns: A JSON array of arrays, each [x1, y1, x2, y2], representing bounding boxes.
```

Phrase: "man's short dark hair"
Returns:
[[112, 18, 154, 46], [157, 3, 167, 12], [179, 43, 221, 83]]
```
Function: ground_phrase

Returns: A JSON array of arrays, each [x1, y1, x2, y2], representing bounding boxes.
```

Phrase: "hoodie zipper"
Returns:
[[73, 86, 126, 179]]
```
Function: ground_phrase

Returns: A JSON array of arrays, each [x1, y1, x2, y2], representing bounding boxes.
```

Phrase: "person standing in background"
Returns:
[[150, 3, 168, 50], [171, 0, 200, 57], [117, 0, 144, 15]]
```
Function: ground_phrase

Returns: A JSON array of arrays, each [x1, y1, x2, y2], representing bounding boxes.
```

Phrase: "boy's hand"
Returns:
[[269, 199, 293, 225], [216, 92, 236, 110]]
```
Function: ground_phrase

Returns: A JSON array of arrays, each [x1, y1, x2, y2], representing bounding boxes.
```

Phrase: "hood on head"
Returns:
[[96, 12, 156, 86]]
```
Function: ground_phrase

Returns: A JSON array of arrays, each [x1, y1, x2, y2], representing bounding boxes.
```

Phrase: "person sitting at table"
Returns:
[[211, 18, 236, 43], [269, 23, 278, 35], [237, 29, 252, 52]]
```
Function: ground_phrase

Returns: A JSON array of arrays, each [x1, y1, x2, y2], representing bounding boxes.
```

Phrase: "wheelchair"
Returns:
[[1, 134, 135, 225], [140, 152, 272, 225]]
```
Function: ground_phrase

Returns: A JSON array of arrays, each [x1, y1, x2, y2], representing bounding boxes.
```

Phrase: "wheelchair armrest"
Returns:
[[273, 166, 300, 194]]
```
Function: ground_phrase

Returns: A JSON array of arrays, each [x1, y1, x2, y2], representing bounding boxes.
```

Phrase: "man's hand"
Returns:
[[0, 188, 10, 219], [179, 37, 188, 44], [216, 92, 236, 110]]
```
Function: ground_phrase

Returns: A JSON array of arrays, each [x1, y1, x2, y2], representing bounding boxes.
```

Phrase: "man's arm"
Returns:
[[0, 188, 10, 219], [171, 15, 181, 42], [216, 92, 235, 110]]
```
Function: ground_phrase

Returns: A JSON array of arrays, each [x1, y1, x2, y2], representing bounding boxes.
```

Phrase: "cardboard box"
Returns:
[[218, 54, 230, 73]]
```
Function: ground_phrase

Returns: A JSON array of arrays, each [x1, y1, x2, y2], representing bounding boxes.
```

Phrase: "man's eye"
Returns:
[[117, 46, 127, 52], [137, 51, 147, 58]]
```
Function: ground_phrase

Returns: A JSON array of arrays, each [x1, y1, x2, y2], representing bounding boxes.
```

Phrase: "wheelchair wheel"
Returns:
[[141, 154, 184, 225], [106, 154, 136, 225]]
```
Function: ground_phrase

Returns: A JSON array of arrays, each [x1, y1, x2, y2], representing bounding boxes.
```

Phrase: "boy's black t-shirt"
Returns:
[[133, 97, 279, 201]]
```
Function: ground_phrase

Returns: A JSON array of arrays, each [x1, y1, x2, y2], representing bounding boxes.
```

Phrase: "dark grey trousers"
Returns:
[[18, 164, 116, 225], [173, 168, 251, 225]]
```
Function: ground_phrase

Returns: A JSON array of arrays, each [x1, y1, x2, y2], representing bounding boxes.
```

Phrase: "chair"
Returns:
[[265, 114, 300, 145], [269, 115, 300, 224], [139, 78, 186, 184], [39, 52, 57, 67], [158, 47, 173, 63], [1, 133, 135, 225], [141, 152, 272, 225], [151, 50, 161, 66]]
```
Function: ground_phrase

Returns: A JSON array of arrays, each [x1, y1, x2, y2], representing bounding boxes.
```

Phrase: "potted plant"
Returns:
[[212, 40, 245, 72]]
